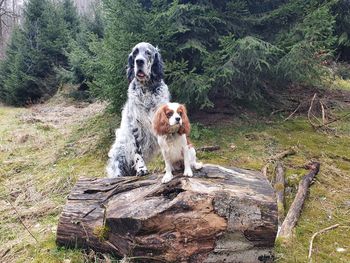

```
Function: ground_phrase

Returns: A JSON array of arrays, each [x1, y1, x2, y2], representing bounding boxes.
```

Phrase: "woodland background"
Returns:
[[0, 1, 350, 262], [0, 0, 349, 110]]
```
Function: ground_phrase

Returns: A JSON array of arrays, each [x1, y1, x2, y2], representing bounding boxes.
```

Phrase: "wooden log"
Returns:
[[277, 162, 320, 239], [274, 162, 285, 227], [56, 164, 277, 263]]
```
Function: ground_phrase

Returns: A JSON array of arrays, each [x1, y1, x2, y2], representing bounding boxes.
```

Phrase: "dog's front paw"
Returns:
[[162, 173, 173, 184], [194, 162, 203, 170], [136, 167, 149, 177], [184, 169, 193, 177]]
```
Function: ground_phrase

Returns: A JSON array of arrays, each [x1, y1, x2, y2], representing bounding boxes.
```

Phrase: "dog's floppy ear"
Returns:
[[178, 104, 190, 136], [153, 104, 170, 135], [151, 49, 164, 82], [127, 53, 135, 82]]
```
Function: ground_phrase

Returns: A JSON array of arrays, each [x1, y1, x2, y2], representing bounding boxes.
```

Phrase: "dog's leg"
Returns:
[[189, 147, 203, 170], [183, 146, 193, 177], [132, 127, 149, 176], [161, 150, 173, 184], [107, 129, 133, 177]]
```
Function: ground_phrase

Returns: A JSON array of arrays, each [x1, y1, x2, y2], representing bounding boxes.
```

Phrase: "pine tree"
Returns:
[[0, 0, 69, 105], [61, 0, 80, 39]]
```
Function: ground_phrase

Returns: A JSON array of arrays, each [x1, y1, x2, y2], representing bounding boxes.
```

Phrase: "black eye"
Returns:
[[178, 112, 182, 116], [166, 112, 173, 118], [145, 50, 151, 56], [133, 48, 139, 57]]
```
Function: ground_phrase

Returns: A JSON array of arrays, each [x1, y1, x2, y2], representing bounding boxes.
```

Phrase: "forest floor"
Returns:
[[0, 85, 350, 263]]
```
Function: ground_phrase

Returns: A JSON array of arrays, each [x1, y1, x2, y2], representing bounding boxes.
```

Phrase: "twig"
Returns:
[[6, 198, 38, 243], [320, 100, 326, 125], [268, 147, 297, 162], [261, 147, 296, 178], [316, 112, 350, 129], [277, 162, 320, 239], [197, 145, 220, 152], [261, 164, 268, 178], [307, 93, 318, 129], [308, 224, 339, 262], [283, 103, 301, 121]]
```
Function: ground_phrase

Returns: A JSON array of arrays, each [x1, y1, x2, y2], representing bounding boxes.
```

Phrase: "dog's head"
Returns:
[[153, 103, 190, 136], [127, 42, 164, 83]]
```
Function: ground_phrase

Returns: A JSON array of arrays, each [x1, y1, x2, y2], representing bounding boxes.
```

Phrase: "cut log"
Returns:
[[277, 162, 320, 239], [56, 164, 277, 263], [274, 162, 285, 227]]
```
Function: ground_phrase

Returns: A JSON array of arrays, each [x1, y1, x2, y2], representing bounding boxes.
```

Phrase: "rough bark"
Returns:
[[56, 164, 278, 263], [274, 162, 285, 227], [278, 162, 320, 239]]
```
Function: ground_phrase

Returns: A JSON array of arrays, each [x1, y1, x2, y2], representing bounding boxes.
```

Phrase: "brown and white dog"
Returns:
[[153, 103, 202, 183]]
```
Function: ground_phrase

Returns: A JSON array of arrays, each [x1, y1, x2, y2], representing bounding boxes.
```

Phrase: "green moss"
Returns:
[[93, 225, 110, 241]]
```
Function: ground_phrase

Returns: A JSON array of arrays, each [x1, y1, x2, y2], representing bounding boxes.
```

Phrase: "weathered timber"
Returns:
[[278, 162, 320, 239], [274, 162, 285, 227], [56, 164, 277, 263]]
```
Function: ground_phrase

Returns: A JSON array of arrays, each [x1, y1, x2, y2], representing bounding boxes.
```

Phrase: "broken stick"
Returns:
[[197, 145, 220, 152], [275, 162, 285, 227], [277, 162, 321, 239], [308, 224, 339, 262], [268, 147, 297, 162], [261, 147, 297, 178]]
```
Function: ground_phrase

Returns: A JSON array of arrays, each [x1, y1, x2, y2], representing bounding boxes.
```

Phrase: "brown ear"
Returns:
[[178, 104, 190, 136], [153, 105, 170, 135]]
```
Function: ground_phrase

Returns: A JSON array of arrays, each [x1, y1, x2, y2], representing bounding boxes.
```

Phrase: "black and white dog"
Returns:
[[107, 42, 170, 177]]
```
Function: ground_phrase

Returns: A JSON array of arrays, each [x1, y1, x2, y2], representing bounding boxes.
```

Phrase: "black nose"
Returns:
[[136, 59, 144, 66], [175, 117, 181, 122]]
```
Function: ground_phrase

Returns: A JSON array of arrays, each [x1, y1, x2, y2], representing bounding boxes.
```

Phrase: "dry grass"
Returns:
[[0, 100, 112, 262], [0, 91, 349, 262]]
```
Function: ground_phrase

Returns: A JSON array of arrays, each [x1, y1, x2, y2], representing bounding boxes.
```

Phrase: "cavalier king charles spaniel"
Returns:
[[153, 103, 203, 183]]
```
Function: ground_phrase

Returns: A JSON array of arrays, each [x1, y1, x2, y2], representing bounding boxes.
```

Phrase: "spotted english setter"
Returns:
[[107, 42, 170, 177]]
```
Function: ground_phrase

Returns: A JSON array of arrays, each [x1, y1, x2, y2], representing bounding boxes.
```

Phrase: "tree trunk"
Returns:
[[56, 164, 278, 263]]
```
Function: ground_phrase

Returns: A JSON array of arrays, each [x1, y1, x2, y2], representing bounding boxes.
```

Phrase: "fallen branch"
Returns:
[[6, 198, 38, 243], [261, 147, 296, 178], [197, 145, 220, 152], [283, 103, 301, 122], [316, 112, 350, 129], [307, 93, 319, 129], [268, 147, 297, 162], [277, 162, 320, 239], [275, 162, 285, 227], [320, 100, 326, 125], [262, 164, 268, 178], [308, 224, 339, 262]]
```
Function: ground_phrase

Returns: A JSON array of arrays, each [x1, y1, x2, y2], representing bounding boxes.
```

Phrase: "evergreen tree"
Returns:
[[61, 0, 80, 39], [0, 0, 69, 105]]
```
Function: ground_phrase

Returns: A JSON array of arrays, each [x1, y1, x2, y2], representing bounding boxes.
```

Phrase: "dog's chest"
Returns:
[[165, 135, 184, 162]]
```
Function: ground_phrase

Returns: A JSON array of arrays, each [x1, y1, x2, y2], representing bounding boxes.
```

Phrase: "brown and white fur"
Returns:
[[153, 103, 202, 183]]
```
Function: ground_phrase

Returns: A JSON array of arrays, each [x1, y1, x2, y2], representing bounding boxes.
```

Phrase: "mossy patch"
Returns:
[[93, 225, 110, 241], [1, 100, 350, 262]]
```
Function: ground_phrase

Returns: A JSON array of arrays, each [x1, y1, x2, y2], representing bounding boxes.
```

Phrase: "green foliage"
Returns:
[[76, 0, 348, 111], [209, 35, 283, 100], [2, 0, 350, 108], [0, 0, 78, 106]]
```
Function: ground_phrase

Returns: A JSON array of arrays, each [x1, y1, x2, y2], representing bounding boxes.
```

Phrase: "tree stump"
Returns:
[[56, 164, 277, 262]]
